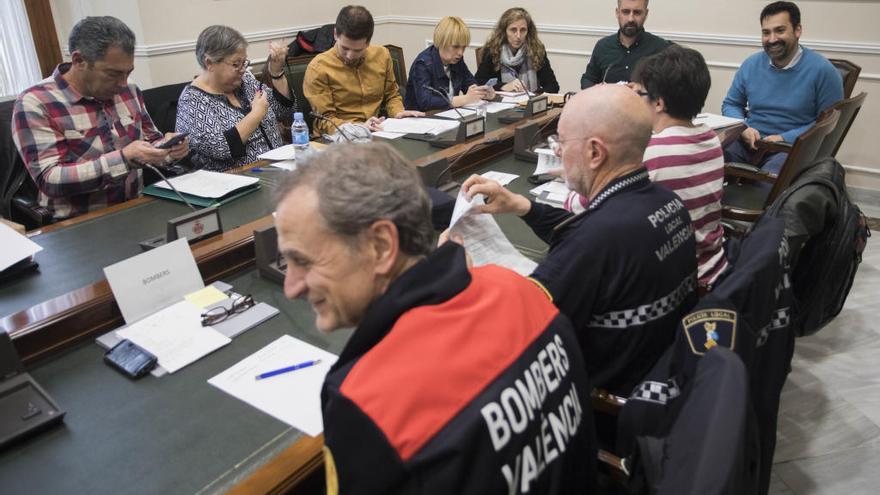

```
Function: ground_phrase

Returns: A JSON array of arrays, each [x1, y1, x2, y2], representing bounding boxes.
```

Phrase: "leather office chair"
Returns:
[[722, 109, 839, 223], [282, 53, 318, 133], [0, 99, 52, 228], [384, 44, 408, 100], [816, 91, 867, 159], [829, 58, 861, 99], [142, 81, 191, 134]]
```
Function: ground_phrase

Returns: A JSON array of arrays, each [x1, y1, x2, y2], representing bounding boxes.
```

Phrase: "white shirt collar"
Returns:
[[771, 45, 804, 70]]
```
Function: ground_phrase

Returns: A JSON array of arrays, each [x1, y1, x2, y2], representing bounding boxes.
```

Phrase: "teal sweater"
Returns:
[[722, 46, 843, 143]]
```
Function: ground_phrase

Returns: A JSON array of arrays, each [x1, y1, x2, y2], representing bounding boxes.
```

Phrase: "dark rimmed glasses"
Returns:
[[201, 294, 255, 326]]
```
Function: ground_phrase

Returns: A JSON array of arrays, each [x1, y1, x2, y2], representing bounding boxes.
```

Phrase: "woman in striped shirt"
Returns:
[[566, 45, 728, 288]]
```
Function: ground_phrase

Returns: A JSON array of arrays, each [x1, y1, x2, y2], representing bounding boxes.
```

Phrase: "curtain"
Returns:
[[0, 0, 42, 98]]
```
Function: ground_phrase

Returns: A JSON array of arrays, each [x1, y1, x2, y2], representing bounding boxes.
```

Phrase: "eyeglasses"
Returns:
[[201, 294, 255, 326], [223, 58, 251, 71]]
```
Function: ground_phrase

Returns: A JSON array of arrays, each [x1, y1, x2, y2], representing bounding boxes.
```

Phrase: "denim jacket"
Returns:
[[404, 46, 477, 111]]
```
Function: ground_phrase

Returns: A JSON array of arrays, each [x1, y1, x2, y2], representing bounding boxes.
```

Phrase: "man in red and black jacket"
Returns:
[[274, 142, 595, 494]]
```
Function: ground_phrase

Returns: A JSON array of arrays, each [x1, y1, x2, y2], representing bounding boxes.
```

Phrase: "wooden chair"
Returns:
[[829, 58, 861, 99], [722, 109, 840, 223], [817, 91, 867, 159]]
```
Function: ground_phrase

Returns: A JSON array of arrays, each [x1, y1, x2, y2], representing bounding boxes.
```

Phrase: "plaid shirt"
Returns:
[[11, 64, 162, 220]]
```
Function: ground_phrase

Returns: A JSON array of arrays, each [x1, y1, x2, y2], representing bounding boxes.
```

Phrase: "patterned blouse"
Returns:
[[176, 70, 295, 171]]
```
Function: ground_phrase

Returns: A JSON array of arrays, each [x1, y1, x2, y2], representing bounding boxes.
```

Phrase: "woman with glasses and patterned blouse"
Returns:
[[176, 25, 295, 171]]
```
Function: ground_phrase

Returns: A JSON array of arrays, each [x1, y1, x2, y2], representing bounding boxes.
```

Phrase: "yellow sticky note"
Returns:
[[184, 286, 228, 308]]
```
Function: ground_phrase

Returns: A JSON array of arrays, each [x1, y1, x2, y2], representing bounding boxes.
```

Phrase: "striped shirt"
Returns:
[[566, 124, 728, 286], [11, 64, 161, 220]]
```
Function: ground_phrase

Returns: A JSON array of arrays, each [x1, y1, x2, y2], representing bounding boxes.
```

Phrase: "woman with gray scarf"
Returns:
[[475, 8, 560, 94]]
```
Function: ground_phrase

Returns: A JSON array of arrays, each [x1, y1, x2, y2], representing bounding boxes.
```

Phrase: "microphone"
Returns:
[[434, 136, 500, 187], [502, 65, 533, 98], [422, 85, 466, 120], [309, 111, 354, 142], [141, 162, 197, 211]]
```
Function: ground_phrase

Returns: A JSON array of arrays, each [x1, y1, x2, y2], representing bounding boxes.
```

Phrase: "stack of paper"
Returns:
[[152, 170, 259, 198], [434, 107, 478, 119], [529, 180, 570, 207], [116, 300, 230, 374], [694, 113, 744, 130], [534, 148, 563, 175], [378, 117, 461, 136]]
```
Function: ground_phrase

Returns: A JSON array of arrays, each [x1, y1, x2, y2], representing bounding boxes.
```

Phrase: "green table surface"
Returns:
[[0, 142, 555, 494], [1, 113, 519, 319]]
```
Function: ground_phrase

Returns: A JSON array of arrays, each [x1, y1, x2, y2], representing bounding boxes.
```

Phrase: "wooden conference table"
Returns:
[[0, 109, 560, 494]]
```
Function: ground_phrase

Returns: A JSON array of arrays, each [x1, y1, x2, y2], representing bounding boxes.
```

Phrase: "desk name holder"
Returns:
[[497, 94, 549, 124], [139, 207, 223, 251], [254, 225, 286, 284], [427, 114, 485, 149], [0, 332, 65, 450]]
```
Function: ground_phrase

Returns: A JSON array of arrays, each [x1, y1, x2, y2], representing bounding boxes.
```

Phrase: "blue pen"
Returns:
[[255, 359, 322, 380]]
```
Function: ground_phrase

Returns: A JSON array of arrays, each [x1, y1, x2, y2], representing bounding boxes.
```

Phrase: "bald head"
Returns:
[[560, 84, 653, 167]]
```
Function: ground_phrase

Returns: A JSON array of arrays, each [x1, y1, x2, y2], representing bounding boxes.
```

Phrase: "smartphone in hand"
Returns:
[[485, 77, 498, 88], [154, 132, 189, 150]]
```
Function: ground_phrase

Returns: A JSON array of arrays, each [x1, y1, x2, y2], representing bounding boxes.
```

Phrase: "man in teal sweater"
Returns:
[[722, 1, 842, 174]]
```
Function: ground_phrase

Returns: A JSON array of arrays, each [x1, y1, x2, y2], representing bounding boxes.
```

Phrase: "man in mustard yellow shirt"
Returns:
[[304, 5, 423, 137]]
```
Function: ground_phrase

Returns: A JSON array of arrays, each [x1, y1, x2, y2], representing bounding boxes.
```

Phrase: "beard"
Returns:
[[763, 40, 790, 61], [621, 22, 643, 38]]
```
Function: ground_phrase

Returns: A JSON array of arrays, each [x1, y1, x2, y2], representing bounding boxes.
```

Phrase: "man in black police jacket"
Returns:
[[463, 84, 698, 397], [274, 143, 595, 494]]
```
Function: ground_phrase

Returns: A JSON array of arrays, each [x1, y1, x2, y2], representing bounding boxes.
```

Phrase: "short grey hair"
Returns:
[[68, 16, 135, 62], [275, 143, 433, 257], [195, 25, 248, 70]]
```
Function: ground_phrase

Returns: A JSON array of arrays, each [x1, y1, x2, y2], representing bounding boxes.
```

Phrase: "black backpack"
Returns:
[[764, 157, 870, 337], [286, 24, 335, 57]]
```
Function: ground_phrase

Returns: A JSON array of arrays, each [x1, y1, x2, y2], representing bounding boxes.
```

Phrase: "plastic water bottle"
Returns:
[[291, 112, 309, 151]]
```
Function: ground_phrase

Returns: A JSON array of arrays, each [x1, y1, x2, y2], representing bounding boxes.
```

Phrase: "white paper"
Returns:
[[258, 144, 298, 161], [116, 300, 231, 374], [379, 118, 460, 136], [483, 102, 518, 114], [529, 180, 570, 206], [434, 107, 477, 119], [153, 170, 260, 199], [534, 148, 563, 175], [104, 238, 205, 324], [694, 113, 744, 130], [449, 189, 484, 229], [268, 160, 297, 171], [481, 171, 518, 186], [208, 335, 338, 436], [371, 131, 404, 140], [501, 95, 530, 104], [0, 222, 42, 271], [453, 213, 538, 277]]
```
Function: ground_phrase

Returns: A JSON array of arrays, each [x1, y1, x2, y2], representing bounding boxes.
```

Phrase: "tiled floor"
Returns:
[[770, 212, 880, 494]]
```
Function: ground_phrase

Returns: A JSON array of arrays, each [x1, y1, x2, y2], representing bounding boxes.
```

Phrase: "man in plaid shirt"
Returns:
[[11, 16, 189, 221]]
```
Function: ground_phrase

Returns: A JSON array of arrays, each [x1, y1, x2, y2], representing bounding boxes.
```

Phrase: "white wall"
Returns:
[[48, 0, 880, 189]]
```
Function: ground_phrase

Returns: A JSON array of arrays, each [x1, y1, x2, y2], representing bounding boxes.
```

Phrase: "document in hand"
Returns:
[[208, 335, 338, 436], [0, 222, 42, 271], [448, 190, 538, 277]]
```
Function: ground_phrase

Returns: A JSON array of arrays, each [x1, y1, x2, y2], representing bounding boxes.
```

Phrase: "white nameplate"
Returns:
[[104, 238, 205, 324]]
